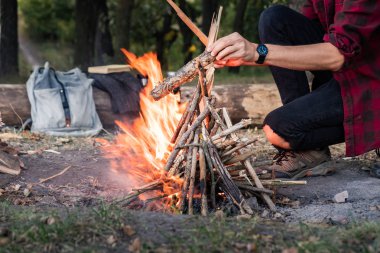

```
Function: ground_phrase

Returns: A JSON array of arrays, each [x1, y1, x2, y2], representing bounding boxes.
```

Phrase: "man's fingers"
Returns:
[[209, 36, 237, 57], [216, 45, 237, 61]]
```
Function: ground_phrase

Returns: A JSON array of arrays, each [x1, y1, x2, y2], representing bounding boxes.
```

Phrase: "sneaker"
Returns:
[[266, 148, 333, 179]]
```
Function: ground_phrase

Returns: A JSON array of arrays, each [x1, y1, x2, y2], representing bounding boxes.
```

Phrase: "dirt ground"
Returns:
[[1, 128, 380, 252], [1, 128, 379, 222]]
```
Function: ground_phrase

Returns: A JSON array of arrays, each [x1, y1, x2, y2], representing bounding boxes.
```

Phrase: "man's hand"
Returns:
[[207, 32, 257, 68]]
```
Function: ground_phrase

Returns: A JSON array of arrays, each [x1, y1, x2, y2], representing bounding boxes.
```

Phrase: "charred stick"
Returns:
[[151, 51, 215, 100], [171, 85, 201, 144], [203, 125, 253, 215], [244, 161, 276, 211], [164, 100, 212, 171], [168, 153, 185, 176], [188, 128, 200, 215], [176, 144, 202, 150], [235, 182, 275, 195], [206, 142, 253, 215], [178, 138, 194, 211], [199, 141, 208, 216], [202, 124, 216, 209]]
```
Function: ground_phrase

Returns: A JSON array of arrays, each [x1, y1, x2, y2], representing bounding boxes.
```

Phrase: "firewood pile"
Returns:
[[116, 3, 305, 215]]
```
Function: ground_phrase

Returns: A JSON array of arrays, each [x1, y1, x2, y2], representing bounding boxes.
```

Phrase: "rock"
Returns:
[[246, 197, 259, 210], [261, 210, 269, 218], [274, 212, 283, 219], [333, 191, 348, 203]]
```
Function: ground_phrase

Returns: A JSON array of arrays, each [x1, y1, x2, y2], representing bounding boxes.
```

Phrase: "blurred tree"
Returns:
[[229, 0, 249, 73], [115, 0, 134, 52], [0, 0, 19, 77], [202, 0, 218, 35], [19, 0, 75, 42], [74, 0, 112, 69], [95, 0, 114, 65], [178, 0, 196, 63]]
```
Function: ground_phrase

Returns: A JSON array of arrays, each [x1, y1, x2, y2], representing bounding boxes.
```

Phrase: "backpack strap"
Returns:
[[53, 70, 71, 127]]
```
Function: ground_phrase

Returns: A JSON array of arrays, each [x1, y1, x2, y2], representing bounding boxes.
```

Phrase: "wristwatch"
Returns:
[[255, 44, 268, 64]]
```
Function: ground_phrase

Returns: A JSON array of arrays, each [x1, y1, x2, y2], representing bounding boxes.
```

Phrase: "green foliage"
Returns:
[[19, 0, 75, 42]]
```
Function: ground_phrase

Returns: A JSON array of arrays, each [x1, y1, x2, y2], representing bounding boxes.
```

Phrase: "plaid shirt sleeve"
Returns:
[[302, 0, 318, 20], [323, 0, 379, 65]]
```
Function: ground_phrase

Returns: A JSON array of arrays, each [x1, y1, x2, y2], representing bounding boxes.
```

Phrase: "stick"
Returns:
[[223, 150, 256, 165], [164, 98, 212, 171], [211, 119, 253, 141], [202, 125, 216, 209], [261, 180, 307, 186], [235, 183, 275, 195], [171, 85, 201, 143], [188, 129, 200, 215], [199, 139, 208, 216], [222, 138, 257, 158], [222, 108, 276, 211], [151, 51, 215, 101], [166, 0, 208, 46], [245, 157, 276, 211], [38, 166, 72, 184]]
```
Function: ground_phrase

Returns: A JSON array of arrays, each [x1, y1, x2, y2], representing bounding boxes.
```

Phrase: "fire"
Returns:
[[104, 49, 186, 204]]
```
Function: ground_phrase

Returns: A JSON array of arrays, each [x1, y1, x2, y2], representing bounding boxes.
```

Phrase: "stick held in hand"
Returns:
[[150, 51, 215, 101]]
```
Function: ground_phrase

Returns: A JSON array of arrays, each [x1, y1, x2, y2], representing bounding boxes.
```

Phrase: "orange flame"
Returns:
[[104, 49, 186, 203]]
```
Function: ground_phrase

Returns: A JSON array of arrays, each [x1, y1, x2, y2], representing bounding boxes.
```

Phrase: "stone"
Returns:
[[333, 190, 348, 203]]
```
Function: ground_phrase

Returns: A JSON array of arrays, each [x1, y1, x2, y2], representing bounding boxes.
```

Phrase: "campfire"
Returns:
[[102, 5, 304, 216]]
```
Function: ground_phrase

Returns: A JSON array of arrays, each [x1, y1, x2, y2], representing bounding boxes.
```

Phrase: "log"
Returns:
[[150, 51, 215, 101], [0, 83, 281, 128]]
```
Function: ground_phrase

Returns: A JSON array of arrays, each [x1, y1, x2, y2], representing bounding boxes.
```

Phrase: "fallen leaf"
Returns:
[[46, 217, 55, 225], [0, 237, 9, 246], [128, 237, 141, 253], [122, 225, 136, 236], [282, 247, 298, 253], [23, 188, 31, 197], [13, 184, 21, 191], [106, 235, 117, 245]]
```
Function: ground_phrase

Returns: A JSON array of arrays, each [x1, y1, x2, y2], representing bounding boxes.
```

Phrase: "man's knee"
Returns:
[[258, 5, 290, 42]]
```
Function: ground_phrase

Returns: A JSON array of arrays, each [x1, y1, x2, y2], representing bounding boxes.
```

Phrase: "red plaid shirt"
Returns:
[[303, 0, 380, 156]]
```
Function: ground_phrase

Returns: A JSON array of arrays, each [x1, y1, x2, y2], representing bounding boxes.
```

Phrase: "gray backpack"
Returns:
[[26, 62, 102, 136]]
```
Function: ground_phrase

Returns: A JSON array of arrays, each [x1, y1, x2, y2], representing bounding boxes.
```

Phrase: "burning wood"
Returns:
[[106, 6, 305, 215], [117, 59, 283, 215]]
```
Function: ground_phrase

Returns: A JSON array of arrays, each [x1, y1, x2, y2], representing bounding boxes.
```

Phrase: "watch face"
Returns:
[[257, 44, 268, 55]]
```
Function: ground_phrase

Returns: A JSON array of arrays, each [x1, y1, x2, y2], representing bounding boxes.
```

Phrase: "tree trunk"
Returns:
[[74, 0, 105, 70], [229, 0, 249, 74], [0, 84, 281, 128], [95, 0, 114, 65], [201, 0, 218, 35], [115, 0, 134, 51], [178, 0, 195, 64], [0, 0, 18, 78], [155, 9, 173, 70]]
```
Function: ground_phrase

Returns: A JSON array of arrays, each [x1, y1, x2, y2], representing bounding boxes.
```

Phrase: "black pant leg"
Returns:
[[264, 79, 345, 150]]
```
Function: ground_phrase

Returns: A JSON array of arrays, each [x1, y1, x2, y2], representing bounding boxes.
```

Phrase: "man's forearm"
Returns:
[[246, 42, 344, 72]]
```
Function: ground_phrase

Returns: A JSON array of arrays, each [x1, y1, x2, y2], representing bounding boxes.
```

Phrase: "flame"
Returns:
[[104, 49, 186, 204]]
